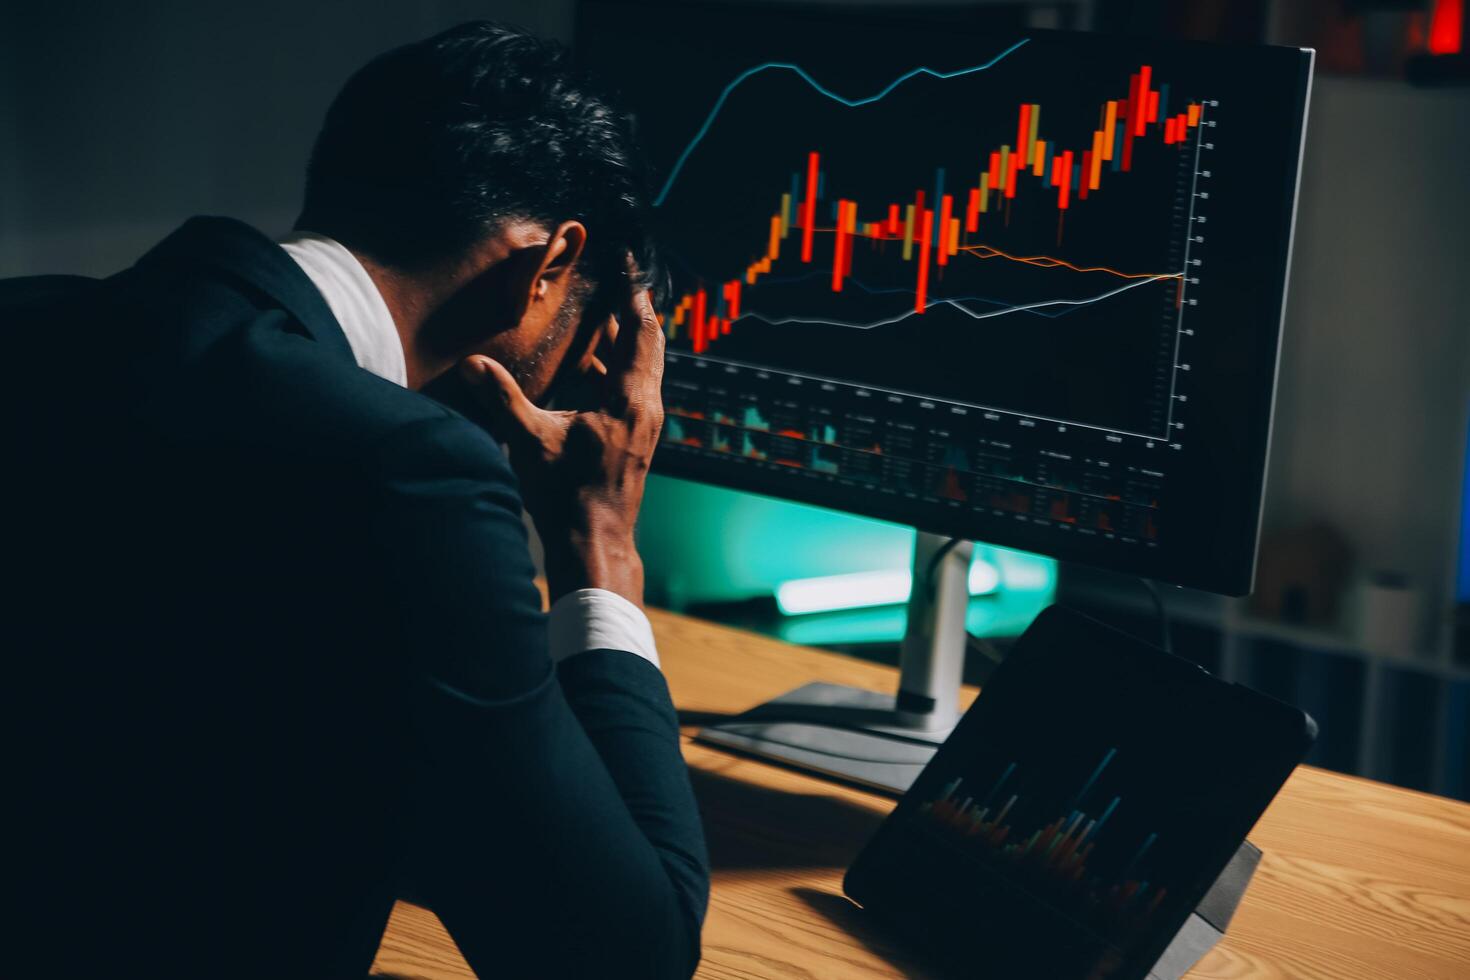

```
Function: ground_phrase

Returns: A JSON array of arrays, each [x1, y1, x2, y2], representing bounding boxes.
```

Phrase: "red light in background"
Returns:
[[1430, 0, 1464, 55]]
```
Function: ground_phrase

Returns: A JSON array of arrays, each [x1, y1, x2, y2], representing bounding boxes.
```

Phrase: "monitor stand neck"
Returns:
[[695, 530, 973, 795], [897, 532, 973, 731]]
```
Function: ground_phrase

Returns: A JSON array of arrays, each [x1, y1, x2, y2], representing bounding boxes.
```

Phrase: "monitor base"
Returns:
[[695, 681, 951, 796]]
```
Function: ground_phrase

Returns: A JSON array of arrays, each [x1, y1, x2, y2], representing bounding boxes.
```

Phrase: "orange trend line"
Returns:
[[958, 242, 1179, 280], [797, 226, 1177, 280]]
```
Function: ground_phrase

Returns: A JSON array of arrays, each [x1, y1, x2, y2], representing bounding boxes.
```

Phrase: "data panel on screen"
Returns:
[[577, 1, 1312, 594]]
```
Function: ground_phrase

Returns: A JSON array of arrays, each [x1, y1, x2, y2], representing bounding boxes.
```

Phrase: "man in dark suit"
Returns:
[[7, 22, 707, 979]]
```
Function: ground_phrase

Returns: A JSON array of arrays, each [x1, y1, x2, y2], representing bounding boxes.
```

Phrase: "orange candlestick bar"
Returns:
[[800, 151, 819, 263], [831, 199, 850, 292], [1089, 130, 1104, 189], [1102, 100, 1118, 160], [843, 202, 857, 274], [767, 214, 781, 260], [1187, 102, 1201, 126], [1031, 139, 1047, 177], [914, 208, 934, 314]]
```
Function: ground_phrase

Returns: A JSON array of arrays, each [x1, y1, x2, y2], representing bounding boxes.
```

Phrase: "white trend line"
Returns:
[[738, 274, 1179, 330]]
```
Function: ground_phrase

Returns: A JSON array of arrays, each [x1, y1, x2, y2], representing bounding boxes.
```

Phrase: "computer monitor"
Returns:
[[576, 0, 1314, 792], [576, 0, 1312, 599]]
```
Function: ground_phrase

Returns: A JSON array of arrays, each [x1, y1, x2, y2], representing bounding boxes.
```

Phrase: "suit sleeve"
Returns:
[[367, 415, 709, 980]]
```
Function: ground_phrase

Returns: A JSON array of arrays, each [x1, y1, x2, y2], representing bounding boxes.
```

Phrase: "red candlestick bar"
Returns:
[[1057, 150, 1074, 210], [915, 208, 934, 314], [1122, 72, 1139, 171], [1016, 103, 1033, 170], [831, 199, 849, 292], [1134, 66, 1153, 135], [801, 151, 819, 263], [692, 287, 708, 354], [936, 194, 954, 266]]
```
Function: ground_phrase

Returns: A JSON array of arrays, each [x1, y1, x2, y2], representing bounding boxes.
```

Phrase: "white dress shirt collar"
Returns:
[[279, 232, 408, 388]]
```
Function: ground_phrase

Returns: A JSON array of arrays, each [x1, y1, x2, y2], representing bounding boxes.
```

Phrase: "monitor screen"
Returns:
[[576, 1, 1314, 595]]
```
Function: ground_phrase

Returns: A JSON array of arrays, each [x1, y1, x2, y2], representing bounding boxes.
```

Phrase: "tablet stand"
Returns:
[[696, 530, 972, 795], [1148, 838, 1260, 979]]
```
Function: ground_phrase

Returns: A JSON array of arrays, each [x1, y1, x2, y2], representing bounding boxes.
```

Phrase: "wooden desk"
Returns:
[[372, 608, 1470, 979]]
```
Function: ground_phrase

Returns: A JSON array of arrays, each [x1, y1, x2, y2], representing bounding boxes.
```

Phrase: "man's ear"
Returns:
[[524, 220, 588, 313], [428, 220, 590, 357]]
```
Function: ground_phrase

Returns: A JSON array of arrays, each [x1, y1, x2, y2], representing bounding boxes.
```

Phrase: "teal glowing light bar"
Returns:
[[776, 561, 1002, 615]]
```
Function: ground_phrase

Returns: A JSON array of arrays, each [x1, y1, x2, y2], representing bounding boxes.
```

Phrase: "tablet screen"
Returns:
[[847, 607, 1313, 978]]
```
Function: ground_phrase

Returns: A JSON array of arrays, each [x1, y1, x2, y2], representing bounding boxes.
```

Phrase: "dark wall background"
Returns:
[[0, 0, 572, 273]]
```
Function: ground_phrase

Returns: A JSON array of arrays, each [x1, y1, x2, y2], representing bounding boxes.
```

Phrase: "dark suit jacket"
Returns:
[[4, 217, 708, 978]]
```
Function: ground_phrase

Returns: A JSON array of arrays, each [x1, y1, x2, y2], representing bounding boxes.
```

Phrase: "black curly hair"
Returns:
[[298, 21, 661, 311]]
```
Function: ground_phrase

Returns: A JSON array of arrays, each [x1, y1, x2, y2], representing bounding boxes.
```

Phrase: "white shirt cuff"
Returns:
[[547, 588, 661, 670]]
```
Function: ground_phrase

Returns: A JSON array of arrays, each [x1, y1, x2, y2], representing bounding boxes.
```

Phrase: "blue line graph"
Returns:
[[652, 38, 1032, 207]]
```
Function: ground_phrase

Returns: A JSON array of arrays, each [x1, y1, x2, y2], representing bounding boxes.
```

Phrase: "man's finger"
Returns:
[[610, 287, 665, 381], [461, 355, 546, 437]]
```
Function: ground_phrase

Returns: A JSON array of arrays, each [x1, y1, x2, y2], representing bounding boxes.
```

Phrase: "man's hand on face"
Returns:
[[461, 282, 665, 608]]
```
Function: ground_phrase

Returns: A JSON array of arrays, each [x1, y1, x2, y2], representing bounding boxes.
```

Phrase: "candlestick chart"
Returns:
[[665, 68, 1201, 349], [651, 42, 1207, 441]]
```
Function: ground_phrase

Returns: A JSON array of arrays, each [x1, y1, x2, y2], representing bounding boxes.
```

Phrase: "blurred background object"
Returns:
[[3, 0, 1465, 799]]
